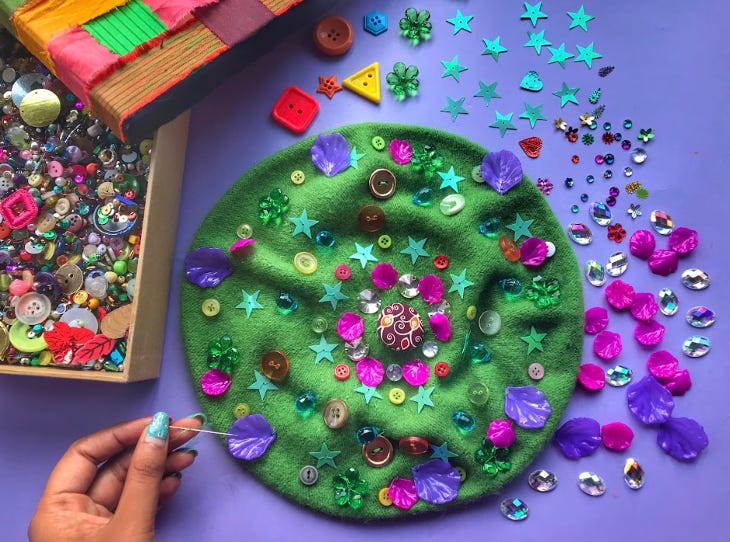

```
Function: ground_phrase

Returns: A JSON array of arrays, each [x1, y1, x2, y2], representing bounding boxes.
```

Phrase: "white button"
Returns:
[[478, 310, 501, 335], [60, 307, 99, 333], [15, 292, 51, 325], [528, 363, 545, 380], [545, 241, 556, 257]]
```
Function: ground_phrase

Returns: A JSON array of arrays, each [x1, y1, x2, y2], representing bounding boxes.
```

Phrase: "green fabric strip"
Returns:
[[83, 0, 166, 56]]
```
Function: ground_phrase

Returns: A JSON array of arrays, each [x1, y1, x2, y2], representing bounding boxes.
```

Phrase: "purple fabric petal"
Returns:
[[311, 132, 351, 177], [634, 319, 665, 346], [337, 312, 364, 342], [371, 262, 398, 289], [417, 274, 444, 303], [200, 369, 232, 396], [553, 417, 602, 459], [584, 306, 609, 334], [593, 330, 622, 360], [480, 150, 523, 195], [504, 386, 552, 429], [629, 229, 656, 259], [389, 139, 413, 165], [402, 359, 430, 386], [428, 312, 452, 342], [227, 413, 277, 460], [627, 375, 675, 425], [184, 247, 232, 288], [412, 459, 461, 504], [648, 249, 679, 276], [519, 237, 547, 266], [388, 477, 418, 509], [667, 227, 698, 255], [657, 417, 709, 461], [630, 292, 659, 321], [356, 357, 384, 387]]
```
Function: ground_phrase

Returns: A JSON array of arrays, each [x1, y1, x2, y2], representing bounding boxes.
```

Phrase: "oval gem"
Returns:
[[585, 260, 606, 286], [567, 223, 593, 245], [589, 201, 612, 226], [682, 336, 710, 358], [681, 268, 710, 290], [650, 210, 673, 235], [658, 288, 679, 316], [686, 306, 715, 328]]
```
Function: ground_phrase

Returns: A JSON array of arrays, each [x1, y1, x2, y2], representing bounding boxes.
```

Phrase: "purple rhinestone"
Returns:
[[609, 186, 620, 197], [594, 154, 605, 165], [606, 196, 617, 207], [621, 140, 631, 150]]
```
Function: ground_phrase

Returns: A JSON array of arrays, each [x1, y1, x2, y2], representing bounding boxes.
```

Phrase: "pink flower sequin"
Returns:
[[487, 419, 515, 448], [668, 226, 698, 255], [630, 292, 659, 321], [577, 363, 606, 391], [584, 306, 609, 334], [593, 330, 622, 360], [601, 421, 634, 451], [648, 249, 678, 276], [337, 312, 364, 341], [629, 229, 655, 259], [428, 312, 452, 341], [371, 262, 398, 290], [605, 279, 635, 309], [389, 139, 413, 165], [417, 274, 444, 303], [519, 237, 547, 266], [356, 357, 384, 387], [634, 319, 665, 346], [402, 359, 430, 386]]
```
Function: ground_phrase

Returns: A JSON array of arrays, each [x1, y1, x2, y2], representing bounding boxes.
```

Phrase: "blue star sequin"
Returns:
[[437, 166, 465, 193], [519, 102, 547, 128], [547, 43, 575, 68], [524, 30, 551, 54], [410, 385, 435, 413], [489, 111, 517, 137], [567, 5, 594, 31], [401, 237, 429, 264], [481, 36, 508, 61], [247, 370, 278, 400], [349, 243, 378, 268], [507, 213, 535, 240], [574, 42, 602, 69], [448, 269, 474, 298], [289, 209, 318, 238], [446, 9, 473, 34], [308, 335, 338, 363], [553, 82, 580, 107], [354, 385, 383, 404], [441, 55, 468, 82], [349, 147, 366, 169], [520, 1, 548, 27], [430, 442, 459, 462], [319, 281, 348, 310], [473, 80, 501, 107], [235, 290, 263, 318], [309, 443, 341, 468], [441, 96, 468, 122]]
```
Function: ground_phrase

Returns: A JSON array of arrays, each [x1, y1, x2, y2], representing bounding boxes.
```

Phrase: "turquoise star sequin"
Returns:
[[247, 370, 278, 400], [289, 209, 318, 238], [507, 213, 535, 240], [441, 55, 468, 82], [441, 96, 468, 122], [349, 147, 366, 168], [553, 82, 579, 107], [520, 2, 548, 27], [448, 269, 474, 298], [574, 42, 602, 69], [354, 385, 383, 404], [446, 9, 473, 34], [547, 42, 575, 68], [437, 166, 465, 193], [401, 237, 429, 264], [524, 30, 551, 54], [410, 385, 435, 413], [521, 326, 547, 354], [519, 102, 547, 128], [235, 290, 263, 318], [349, 243, 378, 268], [473, 80, 501, 107], [567, 5, 594, 31], [308, 335, 338, 363], [489, 111, 517, 137], [430, 442, 459, 462], [319, 281, 348, 310], [481, 36, 508, 61], [309, 443, 341, 468]]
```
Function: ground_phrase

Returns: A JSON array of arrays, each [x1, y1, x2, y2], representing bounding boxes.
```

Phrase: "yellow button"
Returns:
[[38, 350, 53, 366], [388, 387, 406, 405], [466, 305, 477, 320], [72, 290, 89, 305], [378, 487, 393, 506], [455, 466, 467, 482], [294, 252, 318, 274], [377, 234, 392, 249], [291, 170, 306, 185], [202, 298, 221, 317], [233, 403, 250, 418]]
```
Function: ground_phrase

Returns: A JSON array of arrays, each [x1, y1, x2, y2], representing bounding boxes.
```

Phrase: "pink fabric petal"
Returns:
[[487, 419, 515, 448], [337, 312, 365, 341], [593, 330, 622, 360], [355, 357, 384, 387], [200, 369, 232, 396], [605, 279, 635, 309], [660, 368, 692, 396], [519, 237, 547, 267], [648, 249, 679, 276], [229, 238, 255, 257], [629, 229, 656, 259], [577, 363, 605, 391], [371, 262, 398, 289], [418, 274, 444, 303], [647, 350, 678, 380], [584, 306, 609, 334], [634, 319, 665, 346], [630, 292, 659, 321], [402, 359, 430, 386], [388, 477, 419, 509], [429, 312, 452, 342], [389, 139, 413, 165], [601, 421, 634, 451], [668, 226, 698, 255]]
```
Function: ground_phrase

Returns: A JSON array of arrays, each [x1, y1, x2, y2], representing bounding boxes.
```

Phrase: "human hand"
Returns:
[[28, 412, 205, 542]]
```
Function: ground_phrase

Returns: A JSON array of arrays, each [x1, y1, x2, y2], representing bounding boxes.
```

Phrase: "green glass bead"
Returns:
[[276, 292, 298, 315], [355, 425, 382, 444], [498, 278, 523, 300], [467, 343, 491, 364], [113, 260, 127, 275]]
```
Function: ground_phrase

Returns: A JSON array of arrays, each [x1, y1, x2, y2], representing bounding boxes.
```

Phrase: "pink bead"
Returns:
[[584, 306, 609, 334], [648, 249, 678, 276], [519, 237, 547, 267], [601, 421, 634, 451], [593, 330, 622, 360], [371, 262, 398, 290], [9, 279, 30, 297], [577, 363, 606, 391], [402, 359, 430, 386], [605, 279, 635, 309], [647, 350, 678, 380], [660, 368, 692, 396], [630, 292, 659, 321], [634, 319, 665, 346], [668, 226, 698, 255], [356, 357, 384, 387], [629, 229, 656, 259], [487, 419, 516, 448], [429, 312, 452, 342], [337, 312, 364, 341], [417, 274, 444, 303]]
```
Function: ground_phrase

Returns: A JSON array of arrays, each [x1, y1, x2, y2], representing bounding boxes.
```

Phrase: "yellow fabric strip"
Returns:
[[259, 0, 301, 15]]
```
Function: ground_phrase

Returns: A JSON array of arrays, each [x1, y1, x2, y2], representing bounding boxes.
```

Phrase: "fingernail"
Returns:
[[186, 412, 207, 425], [176, 447, 199, 458], [145, 411, 169, 444]]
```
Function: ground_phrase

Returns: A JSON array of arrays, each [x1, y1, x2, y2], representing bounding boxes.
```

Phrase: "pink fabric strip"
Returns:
[[195, 0, 273, 45], [145, 0, 220, 28]]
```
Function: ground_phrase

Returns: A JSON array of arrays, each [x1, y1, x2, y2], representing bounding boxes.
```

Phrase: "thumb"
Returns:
[[113, 412, 170, 535]]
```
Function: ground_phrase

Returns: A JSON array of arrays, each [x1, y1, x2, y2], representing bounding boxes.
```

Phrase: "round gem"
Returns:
[[528, 470, 558, 492], [589, 201, 612, 226], [586, 174, 594, 183], [682, 336, 711, 358], [631, 148, 647, 164], [294, 391, 316, 416], [686, 306, 715, 328], [500, 498, 528, 521], [422, 340, 438, 358], [344, 337, 369, 361], [681, 268, 710, 290], [578, 472, 606, 496], [650, 210, 673, 235], [467, 381, 489, 406], [315, 230, 335, 248], [358, 289, 382, 313], [452, 411, 476, 433], [386, 363, 403, 382], [356, 426, 382, 444], [397, 274, 419, 298], [477, 310, 501, 335], [479, 217, 502, 238], [565, 177, 575, 188], [624, 167, 633, 177]]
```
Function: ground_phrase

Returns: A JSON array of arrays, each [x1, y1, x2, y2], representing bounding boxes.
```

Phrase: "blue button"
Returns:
[[364, 11, 387, 36]]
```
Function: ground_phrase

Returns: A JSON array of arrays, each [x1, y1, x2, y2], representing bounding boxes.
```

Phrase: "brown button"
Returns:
[[261, 350, 290, 381], [54, 263, 83, 294], [323, 398, 349, 429], [368, 169, 397, 199], [313, 16, 354, 56], [357, 204, 385, 233], [398, 436, 430, 455], [362, 435, 394, 467]]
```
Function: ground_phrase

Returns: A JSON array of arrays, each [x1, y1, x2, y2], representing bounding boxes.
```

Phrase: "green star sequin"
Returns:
[[354, 385, 383, 404], [524, 29, 551, 54], [441, 96, 468, 122], [519, 102, 547, 128], [574, 42, 602, 69], [349, 147, 366, 168], [235, 290, 263, 318], [430, 442, 459, 462], [410, 386, 435, 413], [481, 36, 508, 61], [247, 370, 278, 400], [506, 213, 534, 240], [520, 1, 548, 27], [473, 81, 501, 107], [547, 42, 575, 68], [289, 209, 318, 238], [446, 9, 473, 34], [553, 82, 580, 107], [308, 335, 338, 363], [521, 326, 547, 354], [448, 269, 474, 298], [319, 282, 348, 310], [401, 236, 429, 264], [567, 5, 594, 31], [349, 243, 378, 268], [437, 166, 465, 192], [441, 55, 468, 82], [489, 111, 517, 137], [310, 443, 341, 468]]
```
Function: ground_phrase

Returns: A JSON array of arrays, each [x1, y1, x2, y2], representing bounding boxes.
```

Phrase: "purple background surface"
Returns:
[[2, 1, 729, 540]]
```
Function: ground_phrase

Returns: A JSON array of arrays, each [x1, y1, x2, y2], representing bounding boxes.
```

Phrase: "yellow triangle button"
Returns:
[[343, 62, 380, 104]]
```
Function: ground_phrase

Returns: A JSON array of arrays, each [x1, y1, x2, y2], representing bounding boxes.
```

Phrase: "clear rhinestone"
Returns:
[[681, 268, 710, 290], [686, 306, 715, 328], [589, 201, 612, 226], [528, 470, 558, 492], [682, 336, 711, 358], [344, 337, 369, 361], [623, 166, 633, 177], [605, 251, 628, 276], [650, 210, 673, 235], [585, 260, 606, 286], [606, 365, 632, 386], [623, 458, 644, 490], [397, 273, 419, 298], [478, 310, 501, 335], [500, 497, 529, 521], [567, 223, 593, 245], [630, 148, 647, 164], [658, 288, 679, 316], [422, 341, 439, 358], [357, 289, 381, 314], [426, 300, 451, 318], [386, 363, 402, 382], [578, 472, 606, 496]]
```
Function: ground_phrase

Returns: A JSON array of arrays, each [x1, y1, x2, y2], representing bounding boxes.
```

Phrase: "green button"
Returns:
[[8, 321, 48, 353], [236, 223, 253, 239], [467, 381, 489, 406], [311, 317, 328, 334], [371, 136, 386, 150], [233, 403, 250, 418], [377, 234, 392, 249], [471, 165, 483, 183]]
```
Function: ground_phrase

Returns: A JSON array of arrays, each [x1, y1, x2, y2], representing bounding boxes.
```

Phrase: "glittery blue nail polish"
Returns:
[[146, 411, 169, 441]]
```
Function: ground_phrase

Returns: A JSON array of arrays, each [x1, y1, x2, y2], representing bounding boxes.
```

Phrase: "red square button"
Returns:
[[272, 86, 319, 133]]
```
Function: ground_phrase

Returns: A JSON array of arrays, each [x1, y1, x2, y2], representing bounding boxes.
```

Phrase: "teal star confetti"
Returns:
[[247, 370, 278, 400], [289, 209, 318, 238], [308, 335, 338, 363], [507, 213, 535, 240], [354, 385, 383, 405], [446, 10, 473, 35], [410, 385, 435, 413], [524, 30, 551, 54], [309, 443, 341, 468], [349, 242, 378, 268], [441, 55, 468, 82], [521, 326, 547, 354], [574, 42, 602, 69], [235, 290, 263, 318], [473, 80, 501, 106], [520, 1, 548, 27], [430, 442, 459, 462], [441, 96, 468, 122], [547, 42, 574, 68], [349, 147, 366, 168], [401, 236, 429, 264], [448, 269, 474, 298], [481, 36, 508, 61], [553, 82, 579, 107], [437, 166, 465, 192], [567, 5, 594, 31], [519, 102, 547, 128], [489, 111, 517, 137], [319, 281, 348, 310]]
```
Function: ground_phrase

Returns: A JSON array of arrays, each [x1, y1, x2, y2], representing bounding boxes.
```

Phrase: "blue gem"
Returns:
[[412, 186, 434, 206], [356, 425, 382, 444], [498, 278, 523, 300], [479, 217, 502, 238], [315, 230, 335, 248], [276, 292, 298, 315], [294, 391, 316, 417], [452, 411, 476, 433]]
